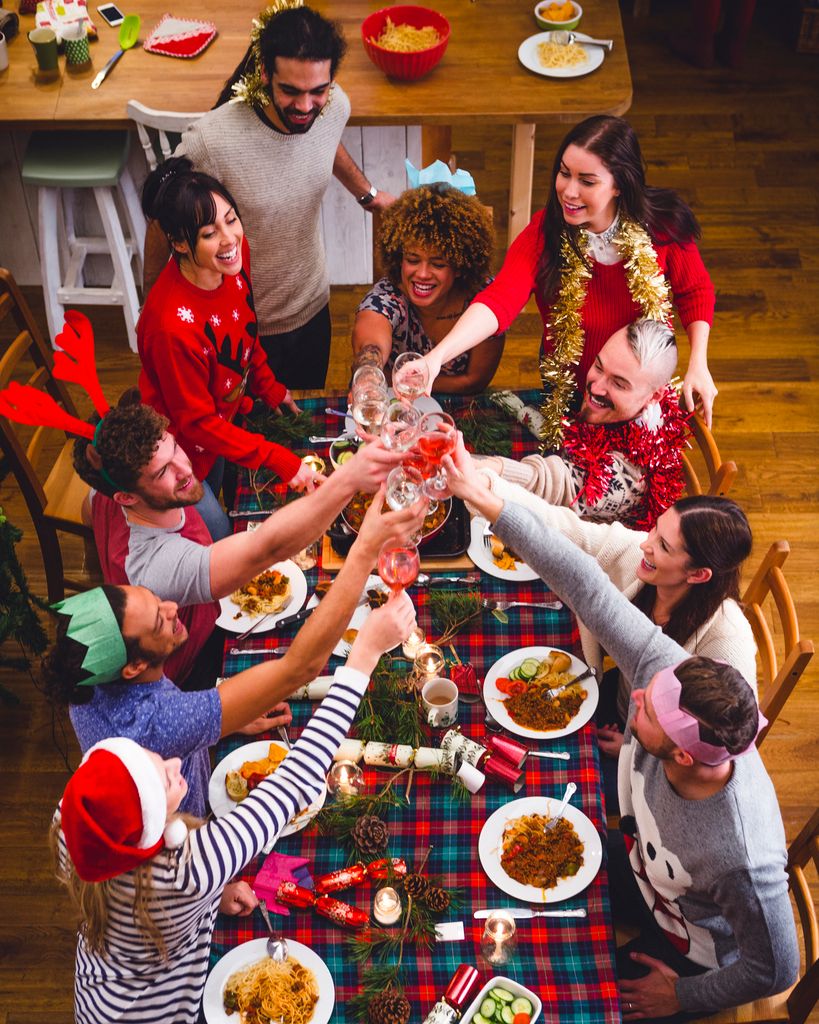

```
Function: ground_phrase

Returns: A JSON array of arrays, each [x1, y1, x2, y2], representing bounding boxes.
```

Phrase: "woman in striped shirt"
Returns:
[[51, 592, 415, 1024]]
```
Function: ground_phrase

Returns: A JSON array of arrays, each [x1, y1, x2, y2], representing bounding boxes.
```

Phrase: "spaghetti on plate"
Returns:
[[230, 569, 291, 618], [537, 40, 586, 67], [223, 955, 319, 1024]]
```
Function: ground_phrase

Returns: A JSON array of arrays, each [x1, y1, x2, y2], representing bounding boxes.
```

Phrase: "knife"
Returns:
[[474, 908, 587, 920], [272, 606, 313, 630]]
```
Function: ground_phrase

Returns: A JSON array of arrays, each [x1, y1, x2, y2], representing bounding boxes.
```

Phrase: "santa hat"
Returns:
[[61, 738, 187, 883]]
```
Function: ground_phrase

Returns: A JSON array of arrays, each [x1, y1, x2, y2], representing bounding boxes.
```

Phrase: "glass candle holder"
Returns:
[[414, 643, 445, 687], [402, 625, 426, 659], [372, 885, 402, 926], [301, 454, 326, 476], [480, 909, 517, 965], [326, 759, 365, 797]]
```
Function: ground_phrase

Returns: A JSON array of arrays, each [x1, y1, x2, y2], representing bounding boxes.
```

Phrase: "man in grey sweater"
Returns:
[[444, 442, 799, 1021]]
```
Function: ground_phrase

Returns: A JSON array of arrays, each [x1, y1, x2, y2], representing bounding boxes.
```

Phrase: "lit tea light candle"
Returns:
[[414, 643, 444, 686], [480, 909, 517, 965], [402, 625, 426, 659], [326, 759, 365, 797], [373, 886, 402, 926], [301, 454, 326, 476]]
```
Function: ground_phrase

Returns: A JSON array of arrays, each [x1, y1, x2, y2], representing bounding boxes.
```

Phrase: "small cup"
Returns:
[[63, 23, 90, 67], [0, 33, 9, 73], [421, 677, 458, 728], [455, 757, 485, 794], [29, 27, 59, 71]]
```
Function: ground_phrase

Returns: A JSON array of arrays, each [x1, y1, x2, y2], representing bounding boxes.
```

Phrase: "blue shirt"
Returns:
[[70, 675, 222, 817]]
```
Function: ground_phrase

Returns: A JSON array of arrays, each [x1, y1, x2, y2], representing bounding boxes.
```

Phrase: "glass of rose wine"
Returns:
[[377, 542, 421, 594], [392, 351, 430, 403], [416, 411, 456, 497]]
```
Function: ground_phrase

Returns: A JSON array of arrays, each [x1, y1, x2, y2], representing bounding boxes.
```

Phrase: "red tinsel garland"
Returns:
[[561, 388, 692, 530]]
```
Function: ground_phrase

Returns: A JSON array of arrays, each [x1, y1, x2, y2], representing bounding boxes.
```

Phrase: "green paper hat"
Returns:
[[52, 589, 128, 687]]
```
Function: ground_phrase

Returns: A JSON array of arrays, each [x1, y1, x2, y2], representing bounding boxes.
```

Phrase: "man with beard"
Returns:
[[144, 4, 394, 388], [74, 395, 415, 689], [438, 461, 799, 1022], [477, 318, 686, 529]]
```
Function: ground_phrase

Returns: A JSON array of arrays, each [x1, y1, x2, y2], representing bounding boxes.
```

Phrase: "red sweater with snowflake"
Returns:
[[137, 238, 301, 483], [475, 210, 715, 388]]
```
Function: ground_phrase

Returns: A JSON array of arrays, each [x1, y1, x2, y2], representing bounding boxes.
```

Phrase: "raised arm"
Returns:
[[332, 142, 395, 212]]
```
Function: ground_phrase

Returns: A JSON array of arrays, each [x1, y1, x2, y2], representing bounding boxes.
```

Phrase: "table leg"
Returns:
[[508, 123, 536, 246], [421, 125, 452, 166]]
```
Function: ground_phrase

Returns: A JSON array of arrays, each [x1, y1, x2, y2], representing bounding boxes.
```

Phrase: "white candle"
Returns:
[[326, 759, 365, 796], [373, 886, 402, 926], [480, 909, 517, 965], [402, 625, 426, 659], [414, 644, 445, 686]]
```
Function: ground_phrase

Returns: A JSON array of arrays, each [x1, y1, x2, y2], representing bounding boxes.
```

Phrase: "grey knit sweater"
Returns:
[[494, 501, 799, 1014], [177, 87, 351, 334]]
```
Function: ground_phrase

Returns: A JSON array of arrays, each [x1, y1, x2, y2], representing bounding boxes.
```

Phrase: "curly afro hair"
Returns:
[[377, 185, 494, 295]]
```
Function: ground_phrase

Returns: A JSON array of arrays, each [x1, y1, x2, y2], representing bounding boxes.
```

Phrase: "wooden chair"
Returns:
[[691, 808, 819, 1023], [0, 268, 98, 603], [740, 541, 814, 747], [682, 410, 738, 497]]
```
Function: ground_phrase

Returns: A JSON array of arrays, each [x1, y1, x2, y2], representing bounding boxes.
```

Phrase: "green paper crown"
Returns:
[[52, 589, 128, 687]]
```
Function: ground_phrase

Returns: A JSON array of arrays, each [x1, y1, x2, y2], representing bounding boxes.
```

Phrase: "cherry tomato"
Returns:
[[495, 677, 514, 694]]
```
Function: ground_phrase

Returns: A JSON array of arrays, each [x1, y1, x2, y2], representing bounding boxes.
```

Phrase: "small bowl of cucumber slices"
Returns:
[[463, 978, 541, 1024]]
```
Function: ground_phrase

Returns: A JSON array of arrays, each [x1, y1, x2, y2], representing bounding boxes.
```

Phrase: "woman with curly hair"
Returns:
[[352, 184, 504, 394]]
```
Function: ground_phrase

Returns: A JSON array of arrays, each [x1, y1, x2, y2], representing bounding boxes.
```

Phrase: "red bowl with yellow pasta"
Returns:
[[361, 5, 451, 81]]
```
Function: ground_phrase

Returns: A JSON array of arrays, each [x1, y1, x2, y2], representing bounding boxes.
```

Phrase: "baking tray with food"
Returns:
[[326, 495, 470, 559]]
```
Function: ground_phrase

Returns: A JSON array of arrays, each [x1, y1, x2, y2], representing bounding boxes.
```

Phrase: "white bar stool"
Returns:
[[21, 130, 145, 352]]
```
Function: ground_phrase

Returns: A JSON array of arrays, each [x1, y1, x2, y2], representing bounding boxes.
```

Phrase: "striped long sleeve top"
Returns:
[[55, 665, 370, 1024]]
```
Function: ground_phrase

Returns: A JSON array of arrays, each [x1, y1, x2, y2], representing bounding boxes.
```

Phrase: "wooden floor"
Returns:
[[1, 3, 817, 1020]]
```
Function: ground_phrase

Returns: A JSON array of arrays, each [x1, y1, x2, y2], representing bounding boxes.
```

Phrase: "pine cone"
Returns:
[[352, 815, 389, 855], [402, 872, 429, 900], [367, 990, 411, 1024], [424, 885, 451, 912]]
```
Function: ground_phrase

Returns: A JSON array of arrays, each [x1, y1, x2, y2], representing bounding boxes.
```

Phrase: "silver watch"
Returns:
[[357, 184, 377, 206]]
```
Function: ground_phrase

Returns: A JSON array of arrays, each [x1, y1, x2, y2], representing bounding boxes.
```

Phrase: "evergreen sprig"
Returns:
[[314, 769, 411, 846], [346, 965, 405, 1023], [428, 589, 482, 646], [353, 657, 424, 748], [458, 398, 512, 456], [247, 406, 316, 449]]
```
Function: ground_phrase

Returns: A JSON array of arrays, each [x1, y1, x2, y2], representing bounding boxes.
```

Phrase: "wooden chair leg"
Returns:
[[36, 522, 67, 604]]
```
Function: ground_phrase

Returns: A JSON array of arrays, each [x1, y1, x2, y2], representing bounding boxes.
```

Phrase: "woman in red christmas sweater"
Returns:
[[137, 159, 316, 539], [405, 116, 717, 436]]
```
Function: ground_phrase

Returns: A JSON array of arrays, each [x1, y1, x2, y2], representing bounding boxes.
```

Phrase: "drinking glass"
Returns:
[[377, 543, 421, 593], [381, 401, 422, 452], [392, 351, 430, 403], [416, 411, 456, 497], [386, 465, 424, 543], [351, 384, 388, 437], [352, 364, 386, 391]]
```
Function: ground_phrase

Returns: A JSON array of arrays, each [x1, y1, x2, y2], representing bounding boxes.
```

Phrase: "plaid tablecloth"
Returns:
[[211, 392, 621, 1023]]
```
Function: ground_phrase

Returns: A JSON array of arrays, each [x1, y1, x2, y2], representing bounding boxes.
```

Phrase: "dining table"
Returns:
[[0, 0, 631, 244], [208, 389, 621, 1023]]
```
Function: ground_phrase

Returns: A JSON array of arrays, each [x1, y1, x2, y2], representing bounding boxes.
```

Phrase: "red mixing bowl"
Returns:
[[361, 5, 451, 81]]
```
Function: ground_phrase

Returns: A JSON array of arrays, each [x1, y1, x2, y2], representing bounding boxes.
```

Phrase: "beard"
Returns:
[[141, 478, 205, 511], [579, 384, 616, 421], [273, 98, 321, 134]]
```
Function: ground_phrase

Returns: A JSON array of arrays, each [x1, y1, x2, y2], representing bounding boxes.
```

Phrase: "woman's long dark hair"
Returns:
[[633, 496, 752, 647], [215, 6, 347, 108], [537, 116, 701, 301]]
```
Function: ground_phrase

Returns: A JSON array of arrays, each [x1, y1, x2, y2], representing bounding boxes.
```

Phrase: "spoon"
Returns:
[[544, 781, 577, 831], [548, 29, 613, 51], [258, 900, 288, 962], [91, 14, 141, 89]]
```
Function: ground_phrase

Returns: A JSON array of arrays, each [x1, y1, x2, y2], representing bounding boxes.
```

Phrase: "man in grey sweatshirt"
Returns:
[[444, 442, 798, 1021]]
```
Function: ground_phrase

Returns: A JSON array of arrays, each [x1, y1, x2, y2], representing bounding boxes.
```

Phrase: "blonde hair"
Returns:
[[50, 813, 203, 960]]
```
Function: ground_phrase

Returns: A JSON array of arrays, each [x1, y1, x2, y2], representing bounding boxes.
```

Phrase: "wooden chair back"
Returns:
[[126, 99, 204, 173], [740, 540, 814, 746], [682, 410, 738, 497], [0, 268, 97, 603]]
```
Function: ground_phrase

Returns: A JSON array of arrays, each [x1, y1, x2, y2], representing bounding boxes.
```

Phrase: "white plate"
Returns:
[[344, 389, 442, 436], [483, 645, 599, 739], [306, 575, 393, 658], [215, 559, 308, 634], [518, 31, 606, 78], [478, 796, 603, 904], [467, 516, 539, 582], [462, 976, 543, 1024], [202, 938, 335, 1024], [208, 741, 327, 842]]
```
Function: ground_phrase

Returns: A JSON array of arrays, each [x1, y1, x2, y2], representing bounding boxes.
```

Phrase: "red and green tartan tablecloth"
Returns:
[[210, 391, 621, 1023]]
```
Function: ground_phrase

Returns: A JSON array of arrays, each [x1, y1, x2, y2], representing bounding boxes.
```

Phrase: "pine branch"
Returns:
[[346, 965, 405, 1023], [459, 398, 513, 456], [247, 406, 316, 448], [428, 589, 482, 646]]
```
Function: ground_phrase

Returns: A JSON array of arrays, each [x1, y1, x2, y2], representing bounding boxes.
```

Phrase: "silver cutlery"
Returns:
[[544, 781, 577, 831], [233, 595, 294, 643], [258, 900, 288, 962], [276, 725, 291, 750], [309, 433, 358, 444], [544, 665, 595, 701], [228, 646, 288, 656], [548, 29, 613, 51], [474, 907, 587, 920], [324, 407, 349, 418], [528, 750, 571, 761], [228, 508, 272, 519], [419, 575, 481, 588], [481, 599, 563, 613], [271, 607, 313, 630]]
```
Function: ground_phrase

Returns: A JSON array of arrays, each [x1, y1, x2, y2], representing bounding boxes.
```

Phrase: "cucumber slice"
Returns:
[[508, 666, 521, 681], [480, 999, 497, 1018], [472, 1014, 493, 1024], [510, 997, 533, 1015], [492, 988, 515, 1004], [519, 657, 540, 679], [501, 1007, 514, 1024]]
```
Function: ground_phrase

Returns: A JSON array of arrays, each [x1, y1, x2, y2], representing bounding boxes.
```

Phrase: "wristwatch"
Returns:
[[357, 184, 377, 206]]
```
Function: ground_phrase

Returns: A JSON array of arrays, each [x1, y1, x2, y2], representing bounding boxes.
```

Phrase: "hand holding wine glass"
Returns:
[[392, 351, 431, 403], [351, 382, 388, 439], [381, 401, 422, 452], [416, 411, 457, 497]]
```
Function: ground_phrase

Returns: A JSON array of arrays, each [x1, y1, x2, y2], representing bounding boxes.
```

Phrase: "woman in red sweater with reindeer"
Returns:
[[137, 158, 317, 540], [402, 116, 717, 450]]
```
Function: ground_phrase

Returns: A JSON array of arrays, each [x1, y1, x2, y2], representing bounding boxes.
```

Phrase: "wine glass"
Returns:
[[352, 364, 386, 391], [381, 402, 422, 452], [386, 465, 425, 544], [416, 411, 457, 497], [351, 384, 388, 437], [377, 542, 421, 593], [392, 351, 430, 403]]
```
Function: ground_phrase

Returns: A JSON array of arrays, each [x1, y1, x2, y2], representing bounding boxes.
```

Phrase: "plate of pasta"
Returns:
[[208, 741, 327, 840], [215, 559, 308, 634], [202, 938, 334, 1024], [517, 31, 605, 78], [478, 796, 603, 903]]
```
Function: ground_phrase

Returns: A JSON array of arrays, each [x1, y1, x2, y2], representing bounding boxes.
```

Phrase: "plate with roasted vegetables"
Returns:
[[467, 516, 539, 581]]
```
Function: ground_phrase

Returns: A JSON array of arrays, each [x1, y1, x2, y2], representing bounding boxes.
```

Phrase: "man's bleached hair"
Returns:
[[626, 318, 678, 387]]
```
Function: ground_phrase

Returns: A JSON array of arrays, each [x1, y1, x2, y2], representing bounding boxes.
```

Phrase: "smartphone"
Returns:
[[97, 3, 124, 26]]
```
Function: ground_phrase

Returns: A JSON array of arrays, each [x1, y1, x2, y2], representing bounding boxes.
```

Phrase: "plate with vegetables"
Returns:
[[483, 646, 598, 740], [462, 978, 542, 1024]]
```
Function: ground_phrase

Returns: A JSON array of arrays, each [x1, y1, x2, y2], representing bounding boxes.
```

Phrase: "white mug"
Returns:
[[0, 33, 9, 73], [421, 677, 458, 728]]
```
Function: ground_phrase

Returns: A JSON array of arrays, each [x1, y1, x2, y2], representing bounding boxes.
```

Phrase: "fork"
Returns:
[[544, 782, 577, 831], [233, 594, 294, 643], [481, 599, 563, 613], [543, 665, 595, 701]]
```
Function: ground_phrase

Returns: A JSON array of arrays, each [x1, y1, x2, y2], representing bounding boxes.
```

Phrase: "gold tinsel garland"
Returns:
[[539, 218, 672, 450]]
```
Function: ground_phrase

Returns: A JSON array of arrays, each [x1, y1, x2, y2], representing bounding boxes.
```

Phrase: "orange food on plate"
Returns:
[[539, 1, 574, 20]]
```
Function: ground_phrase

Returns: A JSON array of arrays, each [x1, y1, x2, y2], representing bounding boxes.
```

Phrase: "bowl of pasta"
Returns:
[[361, 5, 450, 81]]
